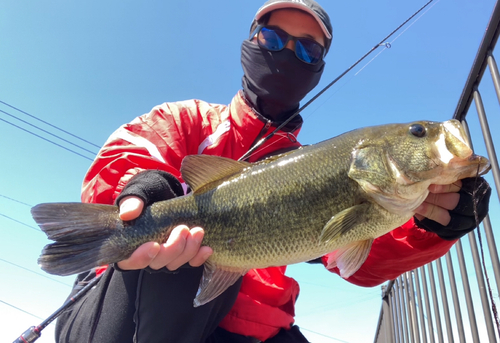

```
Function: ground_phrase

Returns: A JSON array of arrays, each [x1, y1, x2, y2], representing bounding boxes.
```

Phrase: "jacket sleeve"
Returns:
[[81, 101, 210, 204], [323, 218, 457, 287]]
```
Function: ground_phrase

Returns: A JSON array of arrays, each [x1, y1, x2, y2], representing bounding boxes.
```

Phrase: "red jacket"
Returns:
[[81, 91, 456, 341]]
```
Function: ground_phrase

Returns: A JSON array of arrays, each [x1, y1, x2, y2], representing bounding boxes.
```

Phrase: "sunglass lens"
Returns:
[[258, 27, 288, 51], [296, 40, 323, 64]]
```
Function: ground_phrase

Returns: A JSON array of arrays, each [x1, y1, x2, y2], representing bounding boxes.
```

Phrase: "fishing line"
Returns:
[[388, 0, 441, 46], [238, 0, 436, 162], [290, 0, 439, 140], [354, 0, 440, 77]]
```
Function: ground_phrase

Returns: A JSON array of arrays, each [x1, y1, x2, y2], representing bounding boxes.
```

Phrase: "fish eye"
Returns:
[[409, 124, 426, 138]]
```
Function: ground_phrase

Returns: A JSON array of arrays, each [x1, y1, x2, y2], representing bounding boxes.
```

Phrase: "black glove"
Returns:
[[208, 326, 309, 343], [115, 169, 184, 207], [113, 170, 184, 273], [415, 177, 491, 240]]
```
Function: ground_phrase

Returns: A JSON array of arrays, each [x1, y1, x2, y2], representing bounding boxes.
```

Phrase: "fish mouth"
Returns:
[[441, 120, 491, 176], [426, 120, 491, 184], [442, 120, 473, 159], [461, 154, 491, 175]]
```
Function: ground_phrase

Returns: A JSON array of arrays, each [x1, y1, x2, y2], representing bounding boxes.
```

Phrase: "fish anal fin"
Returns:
[[193, 261, 246, 307], [319, 204, 370, 243], [181, 155, 251, 194], [327, 239, 373, 278]]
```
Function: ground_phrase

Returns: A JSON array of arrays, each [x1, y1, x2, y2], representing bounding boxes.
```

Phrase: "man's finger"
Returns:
[[189, 246, 213, 268], [119, 196, 144, 221], [166, 227, 207, 271], [428, 180, 462, 194], [148, 225, 190, 270], [414, 202, 451, 226], [117, 242, 160, 270], [423, 192, 460, 210]]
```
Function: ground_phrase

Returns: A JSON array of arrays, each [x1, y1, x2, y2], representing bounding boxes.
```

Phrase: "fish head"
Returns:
[[349, 119, 490, 213]]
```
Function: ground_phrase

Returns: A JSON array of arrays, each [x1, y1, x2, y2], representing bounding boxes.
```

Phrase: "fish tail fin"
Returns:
[[32, 202, 127, 276]]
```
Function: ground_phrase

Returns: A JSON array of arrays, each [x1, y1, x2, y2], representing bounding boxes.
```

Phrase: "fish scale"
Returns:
[[32, 119, 491, 306]]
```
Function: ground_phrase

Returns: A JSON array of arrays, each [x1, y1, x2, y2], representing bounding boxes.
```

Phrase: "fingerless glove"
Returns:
[[115, 170, 184, 206], [415, 177, 491, 240]]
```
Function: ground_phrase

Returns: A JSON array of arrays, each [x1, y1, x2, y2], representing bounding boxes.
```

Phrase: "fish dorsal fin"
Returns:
[[180, 155, 251, 194], [326, 239, 374, 278], [193, 261, 246, 307]]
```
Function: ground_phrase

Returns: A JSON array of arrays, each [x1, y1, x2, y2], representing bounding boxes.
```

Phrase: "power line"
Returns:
[[0, 212, 42, 232], [0, 194, 32, 207], [0, 258, 72, 287], [0, 299, 45, 321], [0, 116, 94, 161], [0, 109, 98, 157], [300, 327, 352, 342], [0, 99, 101, 149]]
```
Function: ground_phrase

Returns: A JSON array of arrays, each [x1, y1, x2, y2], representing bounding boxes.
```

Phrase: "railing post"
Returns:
[[435, 259, 454, 342], [414, 268, 428, 343], [455, 239, 481, 342], [427, 262, 444, 342], [398, 276, 410, 342], [444, 252, 466, 342], [420, 266, 436, 343], [381, 283, 396, 343], [407, 272, 420, 342]]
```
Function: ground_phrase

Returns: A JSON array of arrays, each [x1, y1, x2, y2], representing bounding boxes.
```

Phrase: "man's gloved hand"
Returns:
[[114, 170, 212, 272], [115, 169, 184, 207], [415, 177, 491, 240]]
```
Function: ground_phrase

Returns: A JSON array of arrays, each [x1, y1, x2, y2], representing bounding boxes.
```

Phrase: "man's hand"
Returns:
[[116, 196, 213, 271], [414, 181, 462, 226], [414, 177, 491, 240]]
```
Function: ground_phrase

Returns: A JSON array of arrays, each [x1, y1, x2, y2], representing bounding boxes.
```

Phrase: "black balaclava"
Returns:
[[241, 39, 325, 121]]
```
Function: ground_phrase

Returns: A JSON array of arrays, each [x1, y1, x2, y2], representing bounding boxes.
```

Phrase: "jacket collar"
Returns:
[[238, 90, 303, 133]]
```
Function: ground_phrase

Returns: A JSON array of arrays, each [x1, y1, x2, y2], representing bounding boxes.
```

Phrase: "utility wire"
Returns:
[[300, 327, 352, 342], [0, 258, 72, 287], [0, 194, 32, 207], [0, 299, 45, 321], [0, 109, 98, 156], [0, 100, 101, 149], [0, 212, 42, 232], [0, 116, 94, 161]]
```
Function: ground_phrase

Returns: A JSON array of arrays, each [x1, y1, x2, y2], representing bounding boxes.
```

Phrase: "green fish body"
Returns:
[[33, 120, 490, 306]]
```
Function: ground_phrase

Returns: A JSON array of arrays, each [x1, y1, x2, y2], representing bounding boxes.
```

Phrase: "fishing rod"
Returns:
[[238, 0, 435, 162], [12, 275, 100, 343], [12, 1, 435, 341]]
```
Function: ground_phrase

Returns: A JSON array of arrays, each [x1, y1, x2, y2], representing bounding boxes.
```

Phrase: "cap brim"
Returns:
[[255, 2, 332, 40]]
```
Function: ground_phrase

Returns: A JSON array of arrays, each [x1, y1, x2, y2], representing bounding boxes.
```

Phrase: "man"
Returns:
[[55, 0, 491, 342]]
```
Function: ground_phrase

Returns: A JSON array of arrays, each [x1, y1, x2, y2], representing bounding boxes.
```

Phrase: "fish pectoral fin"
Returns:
[[319, 204, 371, 243], [181, 155, 251, 194], [326, 239, 374, 278], [193, 261, 246, 307]]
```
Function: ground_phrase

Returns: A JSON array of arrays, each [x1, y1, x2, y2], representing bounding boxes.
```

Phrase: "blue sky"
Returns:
[[1, 0, 500, 342]]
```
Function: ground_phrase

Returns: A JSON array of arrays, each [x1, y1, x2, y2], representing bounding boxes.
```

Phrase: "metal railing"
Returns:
[[374, 1, 500, 342]]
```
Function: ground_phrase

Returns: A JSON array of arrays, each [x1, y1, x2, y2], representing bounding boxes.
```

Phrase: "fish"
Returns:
[[32, 119, 490, 307]]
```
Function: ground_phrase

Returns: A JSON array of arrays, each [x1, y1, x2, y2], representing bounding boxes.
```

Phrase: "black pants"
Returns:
[[55, 267, 309, 343]]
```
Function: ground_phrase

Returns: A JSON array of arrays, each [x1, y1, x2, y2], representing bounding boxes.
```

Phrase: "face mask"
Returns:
[[241, 40, 325, 121]]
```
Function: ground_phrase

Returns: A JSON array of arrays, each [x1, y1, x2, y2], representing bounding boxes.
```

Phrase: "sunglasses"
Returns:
[[251, 25, 325, 65]]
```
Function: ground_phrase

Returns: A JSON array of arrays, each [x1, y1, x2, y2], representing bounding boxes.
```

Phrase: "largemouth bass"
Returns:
[[33, 120, 490, 306]]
